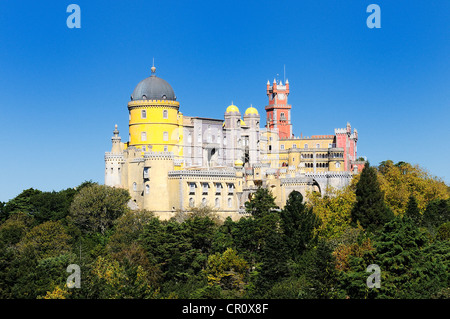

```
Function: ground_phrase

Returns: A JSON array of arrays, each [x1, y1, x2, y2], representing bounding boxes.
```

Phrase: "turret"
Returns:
[[244, 105, 260, 166], [224, 103, 243, 166], [105, 124, 124, 187]]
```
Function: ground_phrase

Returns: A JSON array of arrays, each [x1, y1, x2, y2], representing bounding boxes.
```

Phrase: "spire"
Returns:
[[151, 58, 156, 75], [111, 124, 122, 153]]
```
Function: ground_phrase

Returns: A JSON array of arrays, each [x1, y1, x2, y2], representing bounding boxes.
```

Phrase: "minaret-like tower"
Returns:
[[223, 103, 243, 165], [105, 124, 124, 187], [243, 105, 260, 166], [265, 78, 292, 139]]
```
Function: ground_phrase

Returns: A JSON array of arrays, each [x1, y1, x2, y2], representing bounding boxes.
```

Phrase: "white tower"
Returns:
[[105, 124, 124, 187], [243, 106, 260, 166]]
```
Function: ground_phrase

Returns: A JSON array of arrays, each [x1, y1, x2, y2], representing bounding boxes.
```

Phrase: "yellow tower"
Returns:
[[127, 65, 184, 160]]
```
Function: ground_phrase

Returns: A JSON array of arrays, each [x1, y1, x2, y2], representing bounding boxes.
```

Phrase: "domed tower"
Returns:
[[128, 65, 183, 158], [244, 106, 260, 166], [223, 103, 243, 166]]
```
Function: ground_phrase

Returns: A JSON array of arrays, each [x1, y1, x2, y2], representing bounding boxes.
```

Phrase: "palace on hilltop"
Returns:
[[105, 65, 366, 220]]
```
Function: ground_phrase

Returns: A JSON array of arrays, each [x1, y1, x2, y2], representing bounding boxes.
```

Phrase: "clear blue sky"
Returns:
[[0, 0, 449, 202]]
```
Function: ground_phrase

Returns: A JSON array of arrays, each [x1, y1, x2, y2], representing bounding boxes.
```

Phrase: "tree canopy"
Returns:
[[0, 160, 448, 299]]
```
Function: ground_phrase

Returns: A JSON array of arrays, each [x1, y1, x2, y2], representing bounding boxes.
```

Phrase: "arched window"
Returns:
[[141, 110, 147, 119], [163, 131, 168, 141], [228, 198, 232, 208], [215, 198, 220, 208], [133, 182, 137, 191], [145, 184, 150, 194], [202, 198, 207, 206], [141, 132, 147, 141], [163, 109, 168, 119], [189, 198, 194, 207]]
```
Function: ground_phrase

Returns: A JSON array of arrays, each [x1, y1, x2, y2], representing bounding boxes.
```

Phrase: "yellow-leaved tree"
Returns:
[[204, 248, 248, 297], [307, 184, 357, 240], [377, 160, 449, 215]]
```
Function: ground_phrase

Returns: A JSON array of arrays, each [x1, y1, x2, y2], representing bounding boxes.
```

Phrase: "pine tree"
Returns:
[[404, 194, 422, 225], [351, 162, 393, 232], [280, 191, 321, 260], [244, 187, 278, 218]]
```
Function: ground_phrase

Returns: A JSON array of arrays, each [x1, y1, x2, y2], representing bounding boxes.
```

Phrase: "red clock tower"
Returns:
[[265, 78, 292, 139]]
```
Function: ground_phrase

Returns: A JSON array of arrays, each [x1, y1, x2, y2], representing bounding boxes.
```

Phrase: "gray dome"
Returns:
[[131, 74, 176, 101]]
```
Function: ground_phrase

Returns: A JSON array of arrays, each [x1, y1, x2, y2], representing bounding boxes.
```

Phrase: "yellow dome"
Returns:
[[234, 159, 244, 167], [226, 104, 240, 113], [244, 106, 259, 115]]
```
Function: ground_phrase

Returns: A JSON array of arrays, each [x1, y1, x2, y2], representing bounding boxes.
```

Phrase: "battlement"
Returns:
[[334, 128, 347, 134], [104, 152, 124, 161], [305, 171, 353, 179], [128, 99, 180, 109], [144, 151, 175, 160], [168, 170, 236, 179]]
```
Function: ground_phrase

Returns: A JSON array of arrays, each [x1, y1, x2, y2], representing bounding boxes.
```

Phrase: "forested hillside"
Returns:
[[0, 161, 449, 299]]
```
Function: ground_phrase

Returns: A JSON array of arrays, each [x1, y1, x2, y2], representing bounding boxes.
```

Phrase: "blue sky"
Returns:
[[0, 0, 449, 202]]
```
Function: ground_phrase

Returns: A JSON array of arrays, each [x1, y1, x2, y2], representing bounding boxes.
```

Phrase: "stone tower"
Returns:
[[223, 104, 243, 165], [104, 124, 124, 187], [243, 106, 260, 166]]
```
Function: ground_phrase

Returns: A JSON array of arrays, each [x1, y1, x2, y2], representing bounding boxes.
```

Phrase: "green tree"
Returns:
[[68, 184, 130, 234], [139, 218, 195, 282], [244, 187, 278, 218], [351, 162, 393, 232], [301, 240, 341, 299], [107, 209, 155, 255], [1, 188, 41, 218], [404, 194, 422, 225], [422, 198, 450, 233], [281, 191, 321, 260], [17, 220, 72, 261], [436, 222, 450, 241], [204, 248, 248, 298], [83, 255, 159, 299], [255, 230, 289, 297], [341, 217, 447, 299]]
